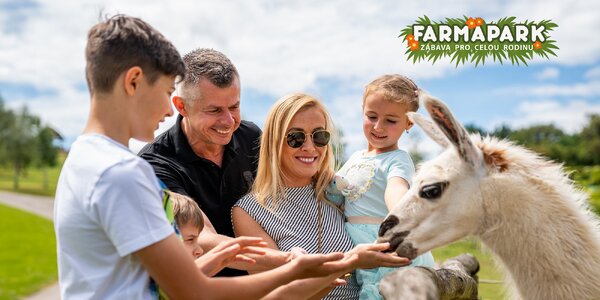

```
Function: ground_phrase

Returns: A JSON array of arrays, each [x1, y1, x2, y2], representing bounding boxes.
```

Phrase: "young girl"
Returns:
[[335, 74, 435, 299]]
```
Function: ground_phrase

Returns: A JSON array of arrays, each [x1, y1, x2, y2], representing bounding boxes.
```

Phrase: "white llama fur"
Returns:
[[378, 93, 600, 300]]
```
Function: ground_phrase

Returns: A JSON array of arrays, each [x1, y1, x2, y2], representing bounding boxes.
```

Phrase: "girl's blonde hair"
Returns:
[[363, 74, 420, 112], [252, 93, 337, 210]]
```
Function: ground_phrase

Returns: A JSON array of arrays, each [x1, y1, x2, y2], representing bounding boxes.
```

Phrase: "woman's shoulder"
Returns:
[[234, 192, 259, 209]]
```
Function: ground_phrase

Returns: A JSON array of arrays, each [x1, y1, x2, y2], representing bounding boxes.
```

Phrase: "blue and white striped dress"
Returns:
[[234, 184, 360, 300]]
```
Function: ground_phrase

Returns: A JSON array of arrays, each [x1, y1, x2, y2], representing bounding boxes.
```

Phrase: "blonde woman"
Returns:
[[233, 93, 409, 300]]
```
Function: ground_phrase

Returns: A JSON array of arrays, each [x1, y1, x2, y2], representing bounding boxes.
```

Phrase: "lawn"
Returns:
[[0, 204, 57, 300], [0, 153, 65, 197], [432, 238, 507, 299], [0, 156, 597, 300]]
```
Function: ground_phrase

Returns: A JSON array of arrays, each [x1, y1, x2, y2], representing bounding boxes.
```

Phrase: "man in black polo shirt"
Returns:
[[139, 48, 288, 276]]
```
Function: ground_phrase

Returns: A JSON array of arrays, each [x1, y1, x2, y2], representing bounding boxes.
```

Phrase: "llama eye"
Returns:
[[419, 182, 449, 200]]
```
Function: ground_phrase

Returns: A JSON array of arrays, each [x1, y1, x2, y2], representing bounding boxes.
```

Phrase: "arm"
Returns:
[[135, 234, 358, 300], [346, 242, 411, 269], [195, 207, 291, 273], [384, 177, 410, 211], [263, 275, 345, 300], [263, 243, 412, 300], [231, 206, 292, 272], [194, 236, 268, 277]]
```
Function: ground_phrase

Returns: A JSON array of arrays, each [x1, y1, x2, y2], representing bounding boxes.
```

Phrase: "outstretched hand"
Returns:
[[347, 242, 411, 270], [291, 252, 359, 279], [195, 236, 267, 277]]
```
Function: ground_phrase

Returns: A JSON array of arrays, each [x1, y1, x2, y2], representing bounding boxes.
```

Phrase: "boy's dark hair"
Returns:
[[85, 14, 185, 95]]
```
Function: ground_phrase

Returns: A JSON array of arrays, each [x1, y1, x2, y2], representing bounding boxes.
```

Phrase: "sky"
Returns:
[[0, 0, 599, 159]]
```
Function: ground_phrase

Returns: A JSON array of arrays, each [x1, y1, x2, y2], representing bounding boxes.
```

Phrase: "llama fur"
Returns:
[[378, 94, 600, 300]]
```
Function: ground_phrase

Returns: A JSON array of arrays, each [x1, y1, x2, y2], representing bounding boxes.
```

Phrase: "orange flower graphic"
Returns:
[[406, 34, 415, 42], [533, 41, 542, 50], [466, 17, 477, 29], [410, 41, 419, 51], [475, 17, 484, 26]]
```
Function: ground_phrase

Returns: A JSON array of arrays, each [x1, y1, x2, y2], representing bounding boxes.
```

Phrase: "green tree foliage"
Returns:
[[5, 106, 41, 189], [464, 123, 487, 136], [491, 124, 512, 139], [578, 114, 600, 165], [332, 126, 347, 170], [0, 93, 60, 190], [0, 96, 16, 165], [37, 126, 61, 189], [486, 115, 600, 166]]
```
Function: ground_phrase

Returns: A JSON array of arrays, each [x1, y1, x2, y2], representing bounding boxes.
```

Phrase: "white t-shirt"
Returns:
[[54, 134, 174, 300]]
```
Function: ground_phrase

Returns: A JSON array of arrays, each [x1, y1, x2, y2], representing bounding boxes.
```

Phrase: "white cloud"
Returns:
[[585, 66, 600, 80], [535, 67, 560, 80], [495, 80, 600, 98], [492, 99, 600, 133], [501, 0, 600, 65], [1, 0, 599, 151]]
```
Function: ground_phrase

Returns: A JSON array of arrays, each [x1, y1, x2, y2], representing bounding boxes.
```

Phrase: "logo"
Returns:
[[401, 16, 558, 66]]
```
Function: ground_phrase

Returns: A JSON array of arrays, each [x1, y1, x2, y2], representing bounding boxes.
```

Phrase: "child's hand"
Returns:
[[195, 237, 267, 277], [291, 252, 359, 279], [289, 246, 308, 260], [346, 242, 411, 270]]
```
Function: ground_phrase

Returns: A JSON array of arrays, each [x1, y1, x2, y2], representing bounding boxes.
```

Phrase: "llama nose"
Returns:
[[378, 215, 400, 237]]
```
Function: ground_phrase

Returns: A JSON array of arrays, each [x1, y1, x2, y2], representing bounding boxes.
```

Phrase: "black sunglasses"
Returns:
[[286, 130, 331, 148]]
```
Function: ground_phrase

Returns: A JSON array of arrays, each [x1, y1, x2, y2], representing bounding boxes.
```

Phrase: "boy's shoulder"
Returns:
[[67, 134, 153, 179]]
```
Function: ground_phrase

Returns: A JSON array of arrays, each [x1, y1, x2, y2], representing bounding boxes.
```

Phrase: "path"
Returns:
[[0, 190, 60, 300]]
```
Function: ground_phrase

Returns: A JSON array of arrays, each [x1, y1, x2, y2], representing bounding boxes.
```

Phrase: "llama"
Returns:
[[377, 93, 600, 299]]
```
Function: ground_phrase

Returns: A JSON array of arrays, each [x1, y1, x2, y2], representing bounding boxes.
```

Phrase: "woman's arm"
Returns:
[[197, 208, 291, 272], [231, 206, 291, 272], [232, 206, 280, 250], [232, 206, 357, 299]]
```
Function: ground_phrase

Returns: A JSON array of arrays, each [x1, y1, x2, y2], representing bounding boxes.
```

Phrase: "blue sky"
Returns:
[[0, 0, 599, 158]]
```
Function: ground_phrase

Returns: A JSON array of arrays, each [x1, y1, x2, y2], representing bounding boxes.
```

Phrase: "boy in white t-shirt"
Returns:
[[54, 14, 357, 300]]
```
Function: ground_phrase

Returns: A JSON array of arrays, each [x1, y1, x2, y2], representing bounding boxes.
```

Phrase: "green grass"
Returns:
[[0, 156, 597, 300], [433, 239, 507, 299], [0, 153, 65, 197], [0, 204, 57, 300]]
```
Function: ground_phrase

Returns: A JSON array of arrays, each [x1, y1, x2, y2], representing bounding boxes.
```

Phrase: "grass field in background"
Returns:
[[0, 204, 57, 300], [0, 154, 597, 299], [0, 153, 65, 197], [432, 238, 507, 299]]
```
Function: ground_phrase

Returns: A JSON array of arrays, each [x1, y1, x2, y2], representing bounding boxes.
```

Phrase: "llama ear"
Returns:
[[407, 112, 450, 148], [420, 92, 483, 169]]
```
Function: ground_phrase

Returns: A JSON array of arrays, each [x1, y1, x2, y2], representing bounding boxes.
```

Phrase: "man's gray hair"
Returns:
[[177, 48, 239, 103]]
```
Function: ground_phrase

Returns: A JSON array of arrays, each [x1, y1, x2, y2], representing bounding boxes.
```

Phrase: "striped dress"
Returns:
[[234, 184, 360, 300]]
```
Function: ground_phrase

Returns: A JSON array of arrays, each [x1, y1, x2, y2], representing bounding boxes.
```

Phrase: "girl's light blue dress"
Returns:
[[337, 149, 435, 300]]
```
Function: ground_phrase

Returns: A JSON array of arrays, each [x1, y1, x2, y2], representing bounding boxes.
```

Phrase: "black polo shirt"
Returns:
[[139, 114, 260, 276]]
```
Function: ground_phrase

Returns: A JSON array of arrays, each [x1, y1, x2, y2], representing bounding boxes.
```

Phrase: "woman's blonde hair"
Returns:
[[252, 93, 337, 210]]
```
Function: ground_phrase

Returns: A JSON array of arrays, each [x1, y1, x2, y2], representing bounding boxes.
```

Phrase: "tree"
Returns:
[[332, 126, 347, 170], [578, 114, 600, 165], [491, 124, 512, 139], [4, 106, 41, 189], [37, 126, 62, 189], [464, 123, 487, 136], [0, 96, 16, 165]]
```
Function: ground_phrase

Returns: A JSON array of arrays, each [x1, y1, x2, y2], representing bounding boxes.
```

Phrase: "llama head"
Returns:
[[377, 93, 488, 259]]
